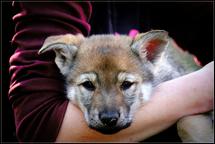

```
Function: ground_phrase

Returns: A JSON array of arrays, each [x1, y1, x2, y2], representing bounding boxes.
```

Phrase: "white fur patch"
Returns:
[[76, 72, 97, 84], [118, 72, 141, 82], [141, 82, 153, 102], [94, 108, 99, 121], [83, 108, 89, 123], [67, 86, 76, 101], [119, 107, 125, 119]]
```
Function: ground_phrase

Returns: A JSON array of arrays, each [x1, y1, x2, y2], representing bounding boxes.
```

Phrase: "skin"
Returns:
[[56, 61, 214, 142]]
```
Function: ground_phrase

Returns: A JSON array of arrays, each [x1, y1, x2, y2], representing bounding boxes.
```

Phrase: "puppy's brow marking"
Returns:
[[118, 72, 140, 83], [76, 72, 97, 84]]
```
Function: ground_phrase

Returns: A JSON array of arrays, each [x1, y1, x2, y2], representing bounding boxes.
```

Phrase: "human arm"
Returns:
[[56, 61, 214, 142]]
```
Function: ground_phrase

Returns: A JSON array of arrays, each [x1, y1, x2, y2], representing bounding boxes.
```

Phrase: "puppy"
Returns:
[[38, 30, 213, 142]]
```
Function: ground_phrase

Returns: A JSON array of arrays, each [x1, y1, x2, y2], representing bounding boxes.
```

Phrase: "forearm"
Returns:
[[156, 61, 214, 117], [56, 61, 214, 142], [56, 99, 176, 142]]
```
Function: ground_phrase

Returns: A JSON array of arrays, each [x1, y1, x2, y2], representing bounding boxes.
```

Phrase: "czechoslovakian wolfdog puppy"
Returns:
[[39, 30, 213, 142]]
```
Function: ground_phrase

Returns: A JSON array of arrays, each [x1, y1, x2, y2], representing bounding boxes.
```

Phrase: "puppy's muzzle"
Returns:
[[89, 109, 131, 134], [99, 110, 120, 127]]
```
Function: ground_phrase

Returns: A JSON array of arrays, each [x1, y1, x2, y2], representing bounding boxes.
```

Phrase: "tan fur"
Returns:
[[67, 35, 145, 119], [68, 35, 142, 85]]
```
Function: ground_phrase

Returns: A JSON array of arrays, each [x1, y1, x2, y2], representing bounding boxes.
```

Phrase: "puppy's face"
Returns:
[[38, 31, 169, 134]]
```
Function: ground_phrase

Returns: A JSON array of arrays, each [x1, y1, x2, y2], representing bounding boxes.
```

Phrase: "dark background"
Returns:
[[2, 2, 213, 142]]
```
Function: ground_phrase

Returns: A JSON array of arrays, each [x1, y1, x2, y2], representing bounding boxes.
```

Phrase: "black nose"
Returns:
[[99, 110, 120, 127]]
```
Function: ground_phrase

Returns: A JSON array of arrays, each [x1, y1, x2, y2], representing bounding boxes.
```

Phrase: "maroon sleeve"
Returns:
[[8, 2, 92, 142]]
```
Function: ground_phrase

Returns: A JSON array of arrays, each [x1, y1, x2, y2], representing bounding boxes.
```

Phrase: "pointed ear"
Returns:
[[131, 30, 169, 63], [38, 33, 84, 75]]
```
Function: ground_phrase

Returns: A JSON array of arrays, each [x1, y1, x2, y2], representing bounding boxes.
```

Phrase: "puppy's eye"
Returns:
[[81, 81, 96, 91], [121, 81, 134, 90]]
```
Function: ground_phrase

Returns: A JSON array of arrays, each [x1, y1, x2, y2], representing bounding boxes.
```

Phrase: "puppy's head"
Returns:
[[38, 30, 169, 134]]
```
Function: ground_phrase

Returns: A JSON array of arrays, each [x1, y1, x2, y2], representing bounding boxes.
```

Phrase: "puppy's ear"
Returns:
[[38, 33, 84, 75], [131, 30, 169, 63]]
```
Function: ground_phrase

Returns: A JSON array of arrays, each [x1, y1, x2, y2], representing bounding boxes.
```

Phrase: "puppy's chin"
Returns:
[[89, 122, 131, 135]]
